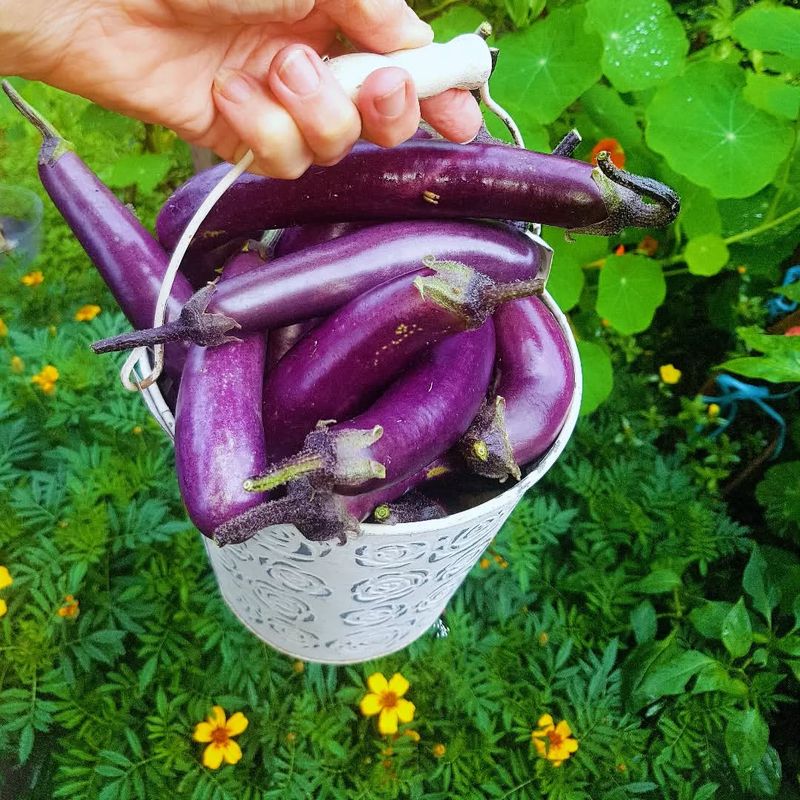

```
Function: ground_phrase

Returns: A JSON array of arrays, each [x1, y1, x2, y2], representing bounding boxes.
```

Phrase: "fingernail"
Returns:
[[277, 49, 321, 96], [214, 68, 252, 104], [374, 82, 408, 119]]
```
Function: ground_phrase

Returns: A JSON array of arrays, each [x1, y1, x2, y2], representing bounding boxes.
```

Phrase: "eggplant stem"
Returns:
[[243, 453, 326, 493], [551, 129, 582, 158], [483, 275, 546, 305], [91, 319, 189, 353], [2, 80, 72, 162]]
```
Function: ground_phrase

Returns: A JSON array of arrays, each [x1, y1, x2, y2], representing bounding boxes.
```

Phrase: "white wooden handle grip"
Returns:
[[325, 34, 493, 100]]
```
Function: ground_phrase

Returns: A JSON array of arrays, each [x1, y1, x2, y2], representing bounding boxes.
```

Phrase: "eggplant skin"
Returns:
[[156, 139, 609, 254], [495, 297, 576, 467]]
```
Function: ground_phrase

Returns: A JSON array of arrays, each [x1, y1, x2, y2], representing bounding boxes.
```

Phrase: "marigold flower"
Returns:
[[432, 743, 446, 758], [479, 557, 491, 569], [531, 714, 579, 767], [20, 270, 44, 286], [659, 364, 681, 384], [359, 672, 415, 735], [74, 304, 101, 322], [0, 599, 7, 618], [132, 425, 143, 435], [292, 660, 305, 674], [403, 729, 421, 743], [11, 355, 24, 373], [57, 594, 79, 619], [31, 364, 59, 394], [0, 566, 12, 590], [589, 137, 626, 169], [193, 706, 249, 769], [0, 317, 7, 337]]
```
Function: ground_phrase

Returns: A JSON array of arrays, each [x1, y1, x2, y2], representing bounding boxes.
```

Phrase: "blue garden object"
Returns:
[[701, 374, 799, 459], [766, 265, 800, 323]]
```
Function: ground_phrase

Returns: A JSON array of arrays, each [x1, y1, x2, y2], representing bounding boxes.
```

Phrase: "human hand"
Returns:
[[0, 0, 484, 177]]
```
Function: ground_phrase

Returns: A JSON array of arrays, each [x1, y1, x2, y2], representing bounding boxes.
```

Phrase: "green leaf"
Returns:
[[685, 234, 729, 276], [482, 106, 551, 152], [672, 176, 722, 238], [631, 600, 657, 644], [430, 6, 486, 41], [721, 598, 753, 658], [645, 62, 795, 198], [694, 784, 720, 800], [18, 723, 34, 764], [725, 708, 769, 786], [756, 462, 800, 537], [584, 0, 688, 92], [732, 3, 800, 59], [639, 649, 714, 700], [579, 84, 643, 147], [689, 600, 733, 639], [576, 340, 613, 415], [744, 73, 800, 121], [542, 225, 608, 310], [491, 7, 603, 125], [103, 153, 172, 194], [774, 282, 800, 303], [751, 745, 782, 798], [743, 545, 781, 623], [719, 353, 800, 383], [693, 663, 749, 697], [596, 254, 666, 334], [633, 569, 681, 594]]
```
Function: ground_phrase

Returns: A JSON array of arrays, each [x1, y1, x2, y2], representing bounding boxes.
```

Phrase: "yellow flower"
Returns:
[[538, 631, 549, 647], [57, 595, 79, 619], [432, 743, 446, 758], [0, 317, 7, 337], [74, 304, 101, 322], [0, 566, 12, 590], [359, 672, 415, 735], [707, 403, 720, 418], [0, 599, 6, 618], [292, 660, 305, 674], [193, 706, 248, 769], [11, 356, 24, 373], [20, 270, 44, 286], [132, 425, 143, 435], [31, 364, 59, 394], [532, 714, 579, 767], [659, 363, 681, 384], [403, 729, 421, 743]]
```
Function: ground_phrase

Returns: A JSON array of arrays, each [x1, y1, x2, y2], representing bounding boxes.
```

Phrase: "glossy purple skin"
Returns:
[[156, 139, 608, 255], [39, 149, 193, 376], [206, 219, 543, 332], [333, 321, 495, 495], [272, 222, 369, 257], [494, 297, 575, 465], [174, 259, 268, 537], [263, 268, 472, 462], [266, 320, 316, 370]]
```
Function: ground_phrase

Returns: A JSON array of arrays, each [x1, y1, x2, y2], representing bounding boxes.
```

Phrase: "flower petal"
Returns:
[[208, 706, 226, 728], [531, 729, 547, 739], [0, 598, 6, 618], [359, 693, 383, 717], [549, 745, 571, 761], [555, 720, 572, 738], [222, 739, 243, 765], [203, 743, 224, 770], [551, 760, 563, 768], [378, 707, 399, 735], [533, 738, 546, 755], [536, 714, 554, 729], [395, 698, 415, 724], [225, 712, 248, 737], [387, 673, 409, 698], [367, 673, 388, 694], [564, 738, 579, 753], [193, 722, 214, 743], [0, 566, 12, 589]]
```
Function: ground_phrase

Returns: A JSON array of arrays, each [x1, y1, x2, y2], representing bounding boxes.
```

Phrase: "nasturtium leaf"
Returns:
[[483, 106, 550, 152], [546, 253, 584, 312], [491, 6, 603, 125], [732, 3, 800, 60], [668, 174, 722, 238], [685, 234, 729, 276], [596, 254, 666, 334], [721, 598, 753, 659], [761, 53, 800, 75], [576, 340, 613, 415], [725, 708, 769, 784], [103, 153, 172, 195], [430, 5, 485, 41], [645, 62, 795, 198], [579, 84, 642, 148], [542, 225, 608, 311], [584, 0, 688, 92], [744, 73, 800, 121]]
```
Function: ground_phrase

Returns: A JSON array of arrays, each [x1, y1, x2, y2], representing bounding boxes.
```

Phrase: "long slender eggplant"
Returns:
[[243, 322, 495, 497], [91, 220, 547, 353], [2, 81, 192, 378], [155, 138, 679, 258], [460, 296, 575, 481], [262, 259, 543, 461]]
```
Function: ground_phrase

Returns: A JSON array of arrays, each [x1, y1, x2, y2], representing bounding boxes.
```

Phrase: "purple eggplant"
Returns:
[[155, 138, 679, 258], [91, 220, 547, 353], [266, 321, 316, 370], [2, 81, 192, 378], [174, 257, 268, 538], [262, 259, 544, 461], [272, 221, 370, 257], [243, 322, 495, 498], [460, 296, 575, 481]]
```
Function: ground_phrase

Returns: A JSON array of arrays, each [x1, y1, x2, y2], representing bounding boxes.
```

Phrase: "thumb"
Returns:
[[325, 0, 433, 54]]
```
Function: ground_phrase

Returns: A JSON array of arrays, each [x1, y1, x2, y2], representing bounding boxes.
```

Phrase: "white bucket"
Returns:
[[138, 284, 581, 665]]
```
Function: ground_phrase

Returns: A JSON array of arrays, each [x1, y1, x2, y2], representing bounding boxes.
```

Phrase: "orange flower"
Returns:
[[636, 235, 659, 257], [57, 595, 79, 619], [20, 270, 44, 286], [31, 364, 59, 394], [74, 304, 101, 322], [359, 672, 415, 735], [432, 743, 446, 758], [614, 244, 626, 256], [589, 138, 625, 169], [785, 326, 800, 337], [193, 706, 249, 769], [531, 714, 579, 766]]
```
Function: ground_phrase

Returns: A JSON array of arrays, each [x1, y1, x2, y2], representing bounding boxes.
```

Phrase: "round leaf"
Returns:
[[491, 7, 603, 125], [645, 62, 795, 198], [576, 340, 613, 415], [744, 73, 800, 121], [430, 6, 486, 41], [596, 254, 666, 334], [685, 234, 729, 276], [585, 0, 688, 92], [732, 3, 800, 60], [542, 225, 609, 311]]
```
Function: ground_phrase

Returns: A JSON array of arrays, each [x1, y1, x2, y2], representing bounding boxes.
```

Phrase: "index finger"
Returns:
[[323, 0, 433, 53]]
